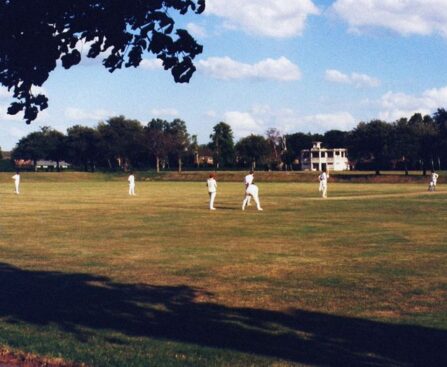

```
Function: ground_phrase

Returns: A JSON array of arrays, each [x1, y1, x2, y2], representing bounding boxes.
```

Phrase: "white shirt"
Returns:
[[128, 175, 135, 186], [12, 174, 20, 184], [244, 174, 254, 186], [432, 173, 439, 183], [319, 172, 329, 183], [207, 178, 217, 193]]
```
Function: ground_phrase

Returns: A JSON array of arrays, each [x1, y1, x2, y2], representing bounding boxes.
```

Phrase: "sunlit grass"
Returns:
[[0, 174, 446, 366]]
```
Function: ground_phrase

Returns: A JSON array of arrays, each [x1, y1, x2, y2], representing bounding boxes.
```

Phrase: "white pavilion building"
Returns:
[[301, 142, 350, 171]]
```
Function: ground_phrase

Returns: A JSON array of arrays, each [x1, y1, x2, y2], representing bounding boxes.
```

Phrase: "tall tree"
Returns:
[[265, 128, 286, 168], [97, 116, 145, 170], [349, 120, 393, 175], [66, 125, 102, 172], [283, 132, 313, 169], [235, 135, 271, 170], [145, 118, 170, 173], [166, 119, 190, 172], [392, 118, 418, 175], [190, 135, 200, 168], [0, 0, 205, 123], [409, 113, 438, 175], [433, 108, 447, 170], [323, 130, 349, 148], [11, 129, 47, 169], [209, 122, 235, 168], [44, 128, 67, 171]]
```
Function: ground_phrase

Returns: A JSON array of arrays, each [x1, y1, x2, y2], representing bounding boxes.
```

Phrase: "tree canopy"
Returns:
[[9, 109, 447, 174], [0, 0, 205, 123], [209, 122, 235, 168]]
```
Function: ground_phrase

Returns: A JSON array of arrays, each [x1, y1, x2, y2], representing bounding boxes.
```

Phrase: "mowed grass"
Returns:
[[0, 174, 446, 367]]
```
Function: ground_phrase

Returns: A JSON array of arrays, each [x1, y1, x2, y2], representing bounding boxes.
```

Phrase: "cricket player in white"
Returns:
[[242, 183, 263, 211], [244, 170, 254, 206], [206, 173, 217, 210], [429, 170, 439, 192], [319, 168, 329, 198], [128, 172, 136, 196], [12, 171, 20, 195]]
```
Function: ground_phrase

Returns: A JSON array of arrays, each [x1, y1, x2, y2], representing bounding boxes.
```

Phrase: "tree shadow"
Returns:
[[0, 262, 445, 366]]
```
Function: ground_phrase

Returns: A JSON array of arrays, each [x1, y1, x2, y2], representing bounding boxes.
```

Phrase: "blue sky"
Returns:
[[2, 0, 447, 150]]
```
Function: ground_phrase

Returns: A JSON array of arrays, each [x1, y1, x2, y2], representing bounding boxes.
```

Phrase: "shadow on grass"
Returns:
[[0, 262, 445, 367]]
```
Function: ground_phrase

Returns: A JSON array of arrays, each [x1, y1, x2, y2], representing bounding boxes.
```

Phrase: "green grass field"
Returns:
[[0, 173, 446, 366]]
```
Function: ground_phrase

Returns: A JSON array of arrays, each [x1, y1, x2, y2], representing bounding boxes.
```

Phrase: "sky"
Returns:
[[2, 0, 447, 150]]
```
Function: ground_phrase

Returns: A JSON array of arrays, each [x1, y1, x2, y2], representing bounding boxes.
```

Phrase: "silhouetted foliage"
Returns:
[[0, 0, 205, 123], [8, 109, 447, 173], [236, 135, 271, 170], [97, 116, 145, 170], [209, 122, 235, 168], [12, 128, 48, 167], [66, 125, 102, 172], [349, 120, 394, 175], [144, 118, 171, 173]]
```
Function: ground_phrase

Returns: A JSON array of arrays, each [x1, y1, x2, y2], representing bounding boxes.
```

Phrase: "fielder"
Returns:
[[12, 171, 20, 195], [206, 173, 217, 210], [243, 170, 254, 206], [318, 168, 329, 198], [242, 183, 263, 211], [428, 170, 439, 192], [128, 171, 136, 196]]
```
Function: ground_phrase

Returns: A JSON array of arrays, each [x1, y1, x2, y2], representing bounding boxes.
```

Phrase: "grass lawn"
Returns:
[[0, 174, 446, 366]]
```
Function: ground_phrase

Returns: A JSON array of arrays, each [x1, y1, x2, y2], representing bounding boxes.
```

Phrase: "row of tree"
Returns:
[[9, 109, 447, 174]]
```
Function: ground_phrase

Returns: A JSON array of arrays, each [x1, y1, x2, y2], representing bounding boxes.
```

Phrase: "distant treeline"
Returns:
[[5, 108, 447, 175]]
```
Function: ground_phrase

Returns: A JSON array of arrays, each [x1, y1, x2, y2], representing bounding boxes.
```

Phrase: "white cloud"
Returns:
[[140, 58, 163, 70], [222, 105, 356, 138], [325, 69, 380, 88], [150, 108, 179, 117], [333, 0, 447, 38], [325, 69, 350, 84], [378, 85, 447, 121], [224, 110, 264, 137], [186, 22, 207, 38], [65, 107, 115, 121], [198, 56, 301, 81], [206, 0, 320, 38], [302, 112, 357, 131]]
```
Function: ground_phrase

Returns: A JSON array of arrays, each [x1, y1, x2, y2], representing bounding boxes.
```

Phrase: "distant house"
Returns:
[[14, 159, 34, 169], [198, 146, 214, 165], [14, 159, 71, 171], [301, 142, 350, 171], [35, 160, 70, 170]]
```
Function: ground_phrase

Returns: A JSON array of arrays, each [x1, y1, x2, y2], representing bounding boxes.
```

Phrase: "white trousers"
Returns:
[[129, 184, 135, 195], [242, 193, 262, 210], [320, 183, 327, 198], [209, 192, 216, 209], [14, 183, 19, 194]]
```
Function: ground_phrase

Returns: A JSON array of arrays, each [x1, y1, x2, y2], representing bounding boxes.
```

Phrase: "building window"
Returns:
[[312, 152, 319, 158], [327, 151, 334, 158], [313, 163, 319, 170]]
